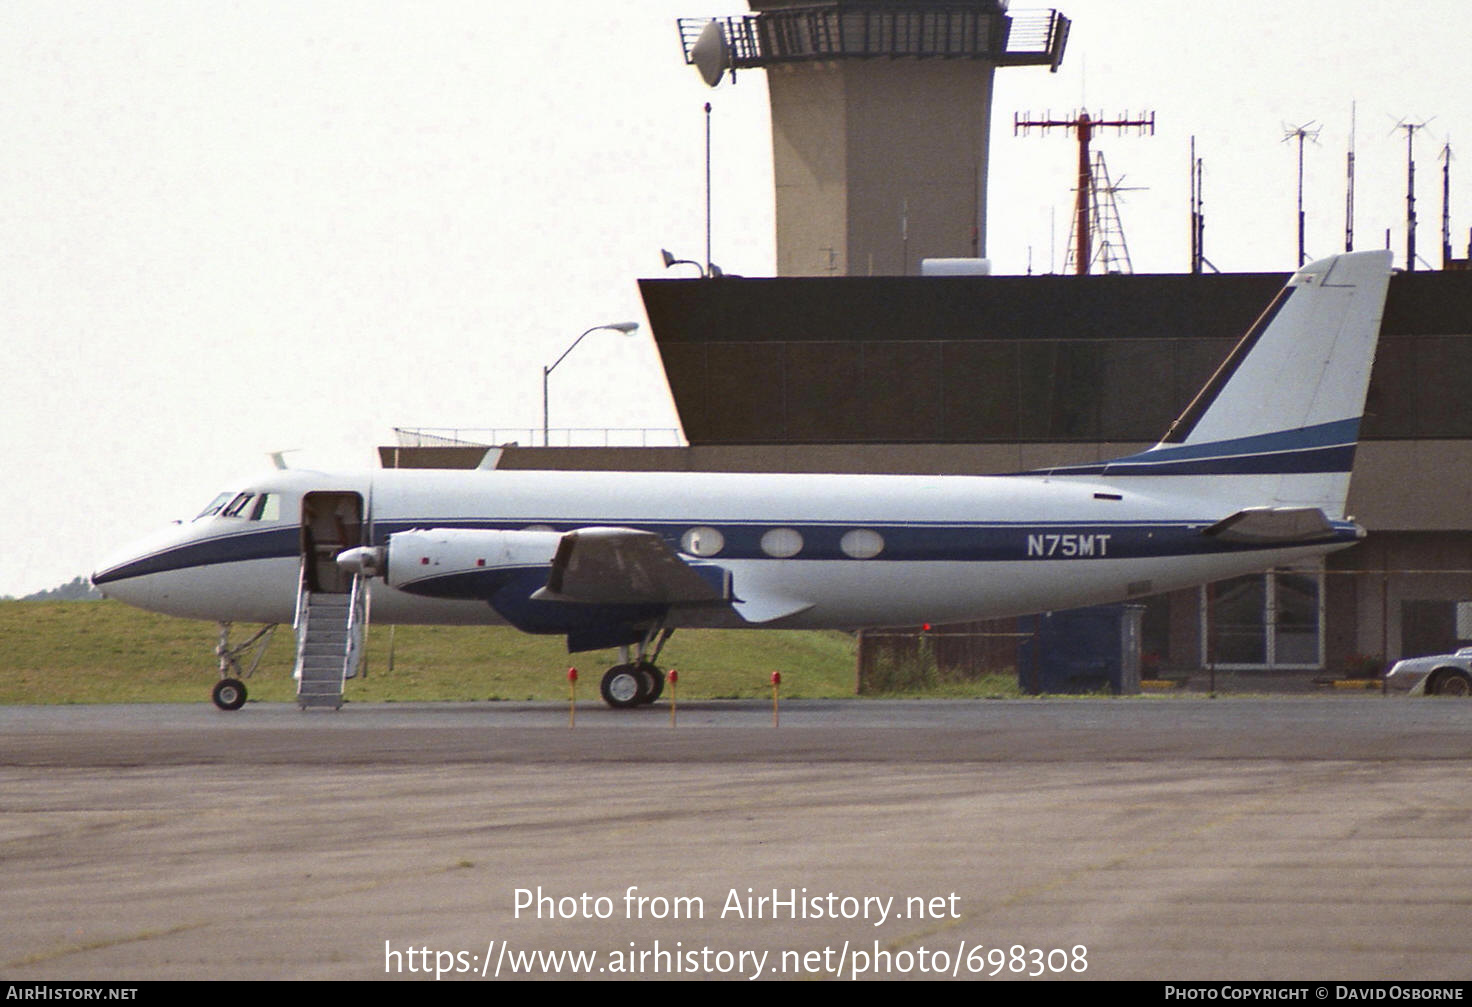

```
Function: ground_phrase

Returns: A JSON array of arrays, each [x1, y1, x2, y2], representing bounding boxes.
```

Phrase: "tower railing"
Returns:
[[392, 427, 684, 448], [678, 6, 1068, 68]]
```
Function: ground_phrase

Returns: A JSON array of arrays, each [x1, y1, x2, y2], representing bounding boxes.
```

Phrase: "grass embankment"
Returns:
[[0, 600, 861, 704]]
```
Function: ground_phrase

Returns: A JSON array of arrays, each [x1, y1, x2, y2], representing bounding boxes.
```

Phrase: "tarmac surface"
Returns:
[[3, 696, 1470, 981]]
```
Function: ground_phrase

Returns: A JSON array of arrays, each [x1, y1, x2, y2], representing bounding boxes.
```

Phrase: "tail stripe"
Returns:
[[1042, 418, 1359, 477]]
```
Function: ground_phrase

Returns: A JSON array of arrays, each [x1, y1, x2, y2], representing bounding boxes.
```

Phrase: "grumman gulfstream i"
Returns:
[[93, 251, 1394, 710]]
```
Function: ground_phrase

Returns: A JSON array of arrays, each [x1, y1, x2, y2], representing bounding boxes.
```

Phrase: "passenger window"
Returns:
[[681, 526, 725, 557], [840, 528, 885, 559], [760, 528, 803, 558]]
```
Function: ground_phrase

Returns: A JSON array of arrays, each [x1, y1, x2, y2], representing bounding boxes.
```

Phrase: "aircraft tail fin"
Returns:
[[1159, 249, 1392, 452], [1046, 250, 1392, 518]]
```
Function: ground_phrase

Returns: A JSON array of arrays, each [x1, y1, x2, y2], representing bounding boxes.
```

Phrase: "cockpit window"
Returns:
[[194, 490, 285, 523], [194, 492, 233, 520], [220, 492, 254, 518]]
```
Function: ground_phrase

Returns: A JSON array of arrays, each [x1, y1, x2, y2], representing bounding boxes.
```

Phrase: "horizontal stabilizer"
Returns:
[[531, 527, 731, 606], [1201, 507, 1343, 544]]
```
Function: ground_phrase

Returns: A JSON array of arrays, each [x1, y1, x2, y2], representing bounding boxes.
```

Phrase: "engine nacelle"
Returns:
[[340, 525, 697, 650], [380, 528, 564, 594]]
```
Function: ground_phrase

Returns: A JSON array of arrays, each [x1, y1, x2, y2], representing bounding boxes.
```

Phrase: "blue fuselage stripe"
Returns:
[[91, 527, 300, 585], [93, 518, 1359, 585]]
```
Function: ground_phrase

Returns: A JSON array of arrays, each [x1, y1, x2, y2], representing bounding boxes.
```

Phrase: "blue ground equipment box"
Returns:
[[1018, 604, 1143, 695]]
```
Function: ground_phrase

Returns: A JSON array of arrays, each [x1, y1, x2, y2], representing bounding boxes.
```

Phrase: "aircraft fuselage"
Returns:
[[93, 464, 1359, 633]]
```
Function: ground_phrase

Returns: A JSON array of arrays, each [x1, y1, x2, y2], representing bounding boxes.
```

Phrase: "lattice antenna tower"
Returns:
[[1063, 151, 1144, 274], [1015, 109, 1155, 275]]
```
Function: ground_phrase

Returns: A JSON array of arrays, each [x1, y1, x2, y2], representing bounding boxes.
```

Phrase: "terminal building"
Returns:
[[391, 1, 1472, 682]]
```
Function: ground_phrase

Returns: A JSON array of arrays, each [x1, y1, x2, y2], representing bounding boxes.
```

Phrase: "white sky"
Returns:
[[2, 0, 1469, 596]]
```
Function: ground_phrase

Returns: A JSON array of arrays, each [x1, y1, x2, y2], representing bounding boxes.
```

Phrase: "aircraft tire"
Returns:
[[1429, 669, 1472, 696], [212, 678, 248, 711], [637, 662, 664, 703], [600, 665, 646, 709]]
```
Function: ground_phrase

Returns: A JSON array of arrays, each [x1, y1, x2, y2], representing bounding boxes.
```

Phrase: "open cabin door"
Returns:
[[294, 491, 367, 710], [300, 491, 364, 594]]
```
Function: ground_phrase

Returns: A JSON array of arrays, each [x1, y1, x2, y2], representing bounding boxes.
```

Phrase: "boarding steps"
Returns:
[[292, 574, 367, 710]]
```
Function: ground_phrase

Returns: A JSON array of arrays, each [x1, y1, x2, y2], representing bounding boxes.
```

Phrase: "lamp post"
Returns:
[[542, 321, 639, 446]]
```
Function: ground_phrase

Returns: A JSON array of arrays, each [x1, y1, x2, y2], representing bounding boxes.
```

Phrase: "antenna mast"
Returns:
[[1345, 102, 1356, 252], [1282, 121, 1321, 267], [1015, 110, 1155, 275], [1442, 141, 1453, 270], [704, 102, 713, 276], [1189, 137, 1216, 274], [1190, 135, 1202, 273], [1396, 119, 1431, 271]]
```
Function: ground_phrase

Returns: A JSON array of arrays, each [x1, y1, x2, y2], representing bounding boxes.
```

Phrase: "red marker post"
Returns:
[[667, 669, 678, 727], [567, 667, 577, 728], [771, 671, 782, 727]]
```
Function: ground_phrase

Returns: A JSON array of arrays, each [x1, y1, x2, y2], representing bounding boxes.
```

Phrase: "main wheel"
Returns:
[[212, 677, 248, 711], [636, 662, 664, 703], [1429, 669, 1472, 696], [600, 664, 647, 709]]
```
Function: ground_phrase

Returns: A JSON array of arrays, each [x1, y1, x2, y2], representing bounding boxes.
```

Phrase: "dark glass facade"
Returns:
[[642, 270, 1472, 445]]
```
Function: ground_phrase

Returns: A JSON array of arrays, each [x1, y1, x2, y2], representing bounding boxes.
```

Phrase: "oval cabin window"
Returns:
[[681, 526, 725, 557], [760, 527, 803, 558], [840, 528, 884, 559]]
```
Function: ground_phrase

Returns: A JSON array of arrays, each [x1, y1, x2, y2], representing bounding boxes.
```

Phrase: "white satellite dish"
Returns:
[[691, 19, 730, 87]]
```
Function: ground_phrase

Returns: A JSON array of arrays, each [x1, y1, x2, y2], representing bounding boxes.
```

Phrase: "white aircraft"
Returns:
[[93, 250, 1393, 710]]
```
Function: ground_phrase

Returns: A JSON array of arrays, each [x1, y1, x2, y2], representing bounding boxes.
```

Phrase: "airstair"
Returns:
[[292, 571, 368, 710]]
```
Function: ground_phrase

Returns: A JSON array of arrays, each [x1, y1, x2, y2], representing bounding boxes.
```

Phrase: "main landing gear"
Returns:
[[211, 621, 277, 711], [600, 662, 664, 708], [598, 629, 673, 709]]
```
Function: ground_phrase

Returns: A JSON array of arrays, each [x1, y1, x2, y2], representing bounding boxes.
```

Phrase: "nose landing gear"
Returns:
[[210, 621, 277, 711]]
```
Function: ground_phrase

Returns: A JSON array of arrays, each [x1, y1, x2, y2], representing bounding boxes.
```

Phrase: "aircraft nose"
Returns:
[[90, 525, 181, 607], [90, 555, 153, 607]]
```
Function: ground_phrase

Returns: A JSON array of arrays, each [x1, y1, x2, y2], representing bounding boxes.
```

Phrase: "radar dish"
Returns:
[[691, 19, 729, 87]]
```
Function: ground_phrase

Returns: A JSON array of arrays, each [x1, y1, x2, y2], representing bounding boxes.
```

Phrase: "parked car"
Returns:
[[1383, 648, 1472, 695]]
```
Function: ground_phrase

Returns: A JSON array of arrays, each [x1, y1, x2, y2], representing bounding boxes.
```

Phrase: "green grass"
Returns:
[[0, 600, 859, 704], [859, 674, 1028, 699]]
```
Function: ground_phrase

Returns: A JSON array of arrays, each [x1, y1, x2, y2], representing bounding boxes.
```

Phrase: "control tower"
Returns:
[[679, 1, 1069, 275]]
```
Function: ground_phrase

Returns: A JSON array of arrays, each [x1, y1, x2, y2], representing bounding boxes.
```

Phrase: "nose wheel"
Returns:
[[212, 677, 248, 711], [600, 661, 664, 708]]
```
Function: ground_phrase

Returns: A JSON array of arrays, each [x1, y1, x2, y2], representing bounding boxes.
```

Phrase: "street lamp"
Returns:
[[661, 248, 724, 279], [542, 321, 640, 446], [661, 248, 705, 277]]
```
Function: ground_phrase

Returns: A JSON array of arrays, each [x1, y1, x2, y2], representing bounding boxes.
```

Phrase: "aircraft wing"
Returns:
[[530, 527, 731, 606], [1201, 506, 1342, 544]]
